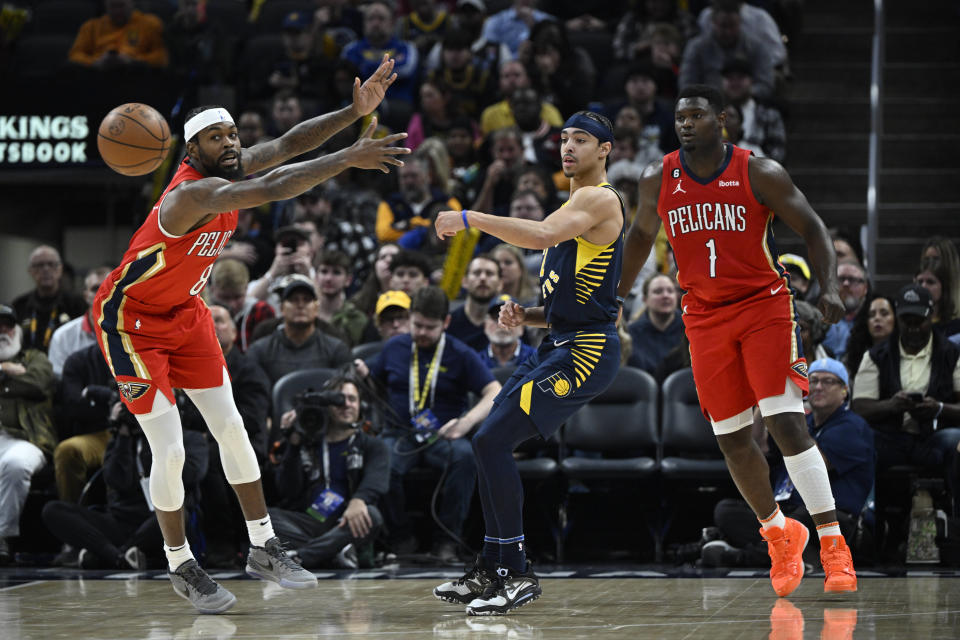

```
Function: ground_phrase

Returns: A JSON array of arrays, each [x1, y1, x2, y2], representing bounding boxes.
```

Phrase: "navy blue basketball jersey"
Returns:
[[539, 183, 625, 332]]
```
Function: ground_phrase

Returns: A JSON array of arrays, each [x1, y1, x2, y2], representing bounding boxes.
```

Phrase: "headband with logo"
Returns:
[[184, 108, 235, 142], [562, 113, 614, 144]]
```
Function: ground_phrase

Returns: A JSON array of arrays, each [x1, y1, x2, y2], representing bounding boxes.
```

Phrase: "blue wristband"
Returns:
[[461, 209, 470, 229]]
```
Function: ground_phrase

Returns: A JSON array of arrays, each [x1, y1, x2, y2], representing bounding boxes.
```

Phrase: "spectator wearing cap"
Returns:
[[705, 357, 873, 568], [399, 0, 451, 58], [604, 63, 679, 156], [447, 254, 503, 351], [478, 294, 535, 369], [721, 57, 786, 163], [12, 245, 87, 354], [852, 285, 960, 510], [315, 250, 379, 348], [246, 278, 351, 387], [375, 290, 412, 342], [480, 60, 563, 136], [823, 261, 870, 360], [247, 225, 316, 308], [0, 304, 56, 564], [341, 1, 419, 108], [480, 0, 554, 59], [779, 253, 811, 298], [626, 274, 685, 376], [678, 0, 776, 100], [377, 156, 462, 243], [425, 29, 495, 120]]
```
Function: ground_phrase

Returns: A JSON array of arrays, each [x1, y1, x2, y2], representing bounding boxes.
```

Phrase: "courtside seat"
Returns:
[[560, 367, 659, 480], [659, 368, 730, 480], [351, 341, 384, 363]]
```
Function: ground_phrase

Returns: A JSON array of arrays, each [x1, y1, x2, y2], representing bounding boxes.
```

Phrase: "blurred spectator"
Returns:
[[607, 159, 645, 222], [406, 79, 457, 150], [823, 261, 869, 360], [416, 137, 455, 194], [609, 130, 640, 168], [779, 253, 811, 299], [12, 246, 86, 354], [237, 107, 272, 149], [358, 286, 499, 560], [481, 0, 554, 59], [47, 266, 112, 377], [260, 10, 336, 103], [375, 290, 412, 342], [389, 250, 433, 296], [315, 250, 379, 347], [269, 373, 389, 569], [350, 244, 400, 317], [208, 259, 276, 353], [425, 0, 511, 71], [605, 63, 678, 155], [647, 23, 683, 99], [678, 0, 775, 100], [612, 0, 696, 63], [480, 59, 563, 136], [473, 127, 524, 214], [830, 228, 864, 267], [490, 243, 538, 305], [795, 300, 829, 362], [246, 279, 352, 387], [448, 255, 503, 351], [267, 88, 306, 138], [313, 188, 381, 291], [696, 0, 788, 70], [247, 225, 316, 306], [705, 358, 873, 568], [447, 117, 483, 203], [478, 294, 535, 368], [720, 57, 786, 162], [0, 304, 55, 564], [426, 29, 494, 119], [400, 0, 451, 58], [165, 0, 231, 84], [626, 274, 684, 375], [341, 1, 419, 111], [507, 86, 562, 171], [377, 155, 462, 243], [68, 0, 168, 68], [921, 236, 960, 322], [519, 19, 596, 117], [916, 257, 960, 340], [844, 293, 897, 383], [475, 188, 548, 265], [516, 164, 560, 212], [852, 285, 960, 511]]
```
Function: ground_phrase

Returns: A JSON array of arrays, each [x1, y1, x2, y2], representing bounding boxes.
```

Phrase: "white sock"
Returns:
[[246, 515, 276, 548], [783, 445, 837, 516], [759, 505, 787, 530], [165, 541, 194, 572], [817, 521, 842, 539]]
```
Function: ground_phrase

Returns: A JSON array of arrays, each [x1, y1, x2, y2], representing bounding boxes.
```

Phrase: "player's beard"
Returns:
[[0, 326, 22, 361], [198, 148, 244, 180]]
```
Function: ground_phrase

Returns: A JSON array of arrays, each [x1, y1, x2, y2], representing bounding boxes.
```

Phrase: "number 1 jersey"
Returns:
[[658, 145, 789, 306], [99, 158, 239, 312]]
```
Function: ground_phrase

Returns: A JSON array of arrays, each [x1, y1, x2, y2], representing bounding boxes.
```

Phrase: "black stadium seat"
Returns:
[[270, 367, 338, 429], [659, 368, 730, 481]]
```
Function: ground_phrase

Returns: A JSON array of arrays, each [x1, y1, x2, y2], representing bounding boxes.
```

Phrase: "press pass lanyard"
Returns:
[[409, 333, 446, 416]]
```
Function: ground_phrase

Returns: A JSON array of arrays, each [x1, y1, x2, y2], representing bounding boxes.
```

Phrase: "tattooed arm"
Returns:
[[241, 54, 397, 175]]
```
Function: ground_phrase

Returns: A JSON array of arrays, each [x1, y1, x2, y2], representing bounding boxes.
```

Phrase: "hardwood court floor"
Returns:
[[2, 570, 959, 639]]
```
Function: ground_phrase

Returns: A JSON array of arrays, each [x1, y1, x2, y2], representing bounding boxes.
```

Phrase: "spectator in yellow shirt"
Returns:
[[68, 0, 168, 68], [480, 60, 562, 136]]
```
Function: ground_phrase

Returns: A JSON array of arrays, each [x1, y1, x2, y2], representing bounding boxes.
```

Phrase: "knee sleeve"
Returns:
[[136, 404, 186, 512], [185, 377, 261, 485]]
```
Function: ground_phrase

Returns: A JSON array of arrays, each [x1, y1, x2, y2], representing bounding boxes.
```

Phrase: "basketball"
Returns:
[[97, 103, 171, 176]]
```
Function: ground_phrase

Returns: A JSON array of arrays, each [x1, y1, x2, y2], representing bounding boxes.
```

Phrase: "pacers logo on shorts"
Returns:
[[117, 380, 151, 401], [537, 371, 572, 398]]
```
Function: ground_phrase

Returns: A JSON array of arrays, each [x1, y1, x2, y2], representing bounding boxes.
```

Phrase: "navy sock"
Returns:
[[481, 537, 499, 569], [498, 535, 526, 573]]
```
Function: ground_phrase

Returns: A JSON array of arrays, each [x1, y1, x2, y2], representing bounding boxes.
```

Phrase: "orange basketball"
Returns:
[[97, 103, 171, 176]]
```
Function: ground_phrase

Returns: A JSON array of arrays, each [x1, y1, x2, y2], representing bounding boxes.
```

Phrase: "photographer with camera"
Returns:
[[268, 372, 389, 569], [42, 384, 210, 570]]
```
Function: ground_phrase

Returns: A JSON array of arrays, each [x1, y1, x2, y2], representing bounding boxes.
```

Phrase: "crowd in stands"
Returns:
[[0, 0, 957, 569]]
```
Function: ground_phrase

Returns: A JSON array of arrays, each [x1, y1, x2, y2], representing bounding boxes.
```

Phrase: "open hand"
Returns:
[[353, 54, 397, 116], [347, 118, 409, 173]]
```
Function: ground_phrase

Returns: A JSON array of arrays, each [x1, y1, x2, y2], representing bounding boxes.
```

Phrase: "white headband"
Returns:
[[184, 108, 235, 142]]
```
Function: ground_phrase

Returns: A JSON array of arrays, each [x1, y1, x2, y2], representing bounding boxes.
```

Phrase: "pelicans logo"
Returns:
[[537, 371, 572, 398], [117, 381, 151, 401], [791, 360, 808, 378]]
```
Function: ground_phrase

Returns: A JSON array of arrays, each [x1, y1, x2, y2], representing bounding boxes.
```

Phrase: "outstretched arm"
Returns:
[[617, 162, 663, 299], [241, 55, 397, 175], [436, 185, 622, 250], [748, 156, 844, 324]]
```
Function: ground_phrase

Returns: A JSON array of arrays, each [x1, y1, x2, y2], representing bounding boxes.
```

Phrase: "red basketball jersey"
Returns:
[[99, 159, 239, 311], [658, 145, 788, 305]]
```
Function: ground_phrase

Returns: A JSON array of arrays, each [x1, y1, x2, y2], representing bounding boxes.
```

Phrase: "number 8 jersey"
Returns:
[[658, 145, 789, 306]]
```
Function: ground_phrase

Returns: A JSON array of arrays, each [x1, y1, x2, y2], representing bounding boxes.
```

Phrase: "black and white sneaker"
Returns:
[[465, 562, 541, 616], [434, 554, 496, 604], [169, 559, 237, 614]]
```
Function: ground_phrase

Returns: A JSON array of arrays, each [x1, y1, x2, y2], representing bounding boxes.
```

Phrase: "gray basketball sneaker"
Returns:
[[434, 554, 496, 604], [169, 559, 237, 614], [246, 537, 318, 589]]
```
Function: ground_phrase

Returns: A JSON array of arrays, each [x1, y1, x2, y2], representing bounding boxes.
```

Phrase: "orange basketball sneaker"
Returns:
[[820, 536, 857, 593], [760, 517, 809, 597]]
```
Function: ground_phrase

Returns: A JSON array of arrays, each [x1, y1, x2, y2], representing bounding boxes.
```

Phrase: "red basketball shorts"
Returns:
[[94, 294, 227, 415], [683, 289, 809, 422]]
